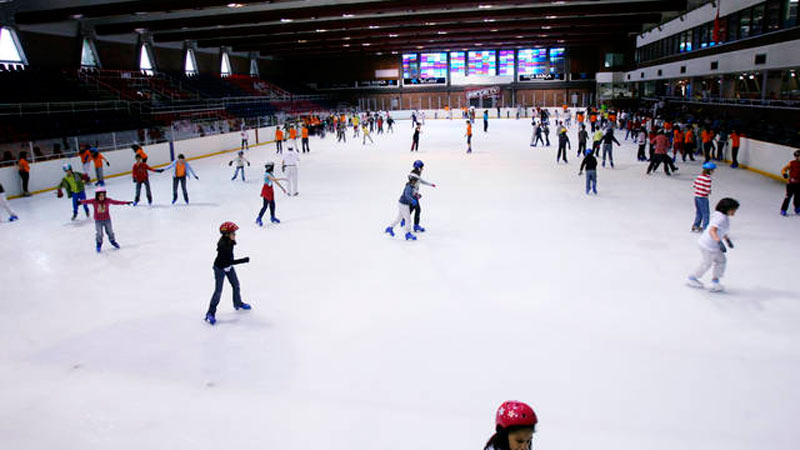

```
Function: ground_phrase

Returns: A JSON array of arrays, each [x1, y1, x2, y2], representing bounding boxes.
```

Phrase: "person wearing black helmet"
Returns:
[[205, 221, 251, 325], [256, 162, 287, 226], [402, 160, 436, 233]]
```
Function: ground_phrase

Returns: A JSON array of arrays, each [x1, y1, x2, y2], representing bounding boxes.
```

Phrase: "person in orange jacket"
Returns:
[[132, 144, 148, 162], [80, 145, 94, 176], [275, 127, 284, 154], [91, 148, 110, 186], [729, 129, 743, 168], [465, 120, 473, 154], [16, 151, 31, 196], [301, 125, 310, 153]]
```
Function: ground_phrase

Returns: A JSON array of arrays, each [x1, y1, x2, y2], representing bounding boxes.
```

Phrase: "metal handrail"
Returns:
[[645, 96, 800, 109]]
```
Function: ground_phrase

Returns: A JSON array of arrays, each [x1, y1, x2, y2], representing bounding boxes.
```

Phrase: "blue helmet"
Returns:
[[62, 164, 72, 171], [413, 160, 424, 169], [584, 149, 593, 156], [702, 162, 717, 170]]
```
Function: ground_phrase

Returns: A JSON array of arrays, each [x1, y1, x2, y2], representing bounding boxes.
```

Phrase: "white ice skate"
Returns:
[[686, 276, 704, 289], [709, 281, 725, 293]]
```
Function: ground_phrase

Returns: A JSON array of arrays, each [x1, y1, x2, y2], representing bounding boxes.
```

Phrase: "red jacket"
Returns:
[[79, 198, 129, 221], [132, 162, 158, 182]]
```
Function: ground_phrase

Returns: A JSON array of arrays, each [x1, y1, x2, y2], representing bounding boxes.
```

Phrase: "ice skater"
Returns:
[[465, 120, 473, 153], [384, 176, 418, 241], [401, 160, 436, 233], [780, 150, 800, 216], [577, 124, 588, 157], [164, 154, 199, 204], [282, 146, 300, 196], [484, 401, 537, 450], [729, 130, 742, 168], [301, 124, 311, 153], [204, 221, 251, 325], [17, 152, 31, 196], [240, 127, 249, 150], [483, 109, 489, 132], [57, 164, 91, 219], [132, 154, 163, 205], [132, 144, 148, 162], [80, 146, 94, 178], [0, 182, 19, 222], [410, 125, 421, 152], [691, 162, 715, 232], [579, 149, 598, 195], [387, 115, 395, 133], [362, 123, 374, 145], [687, 198, 739, 292], [531, 120, 544, 147], [229, 151, 251, 182], [556, 124, 570, 163], [636, 128, 647, 161], [79, 187, 132, 253], [256, 162, 287, 226], [275, 127, 284, 153], [91, 149, 110, 186], [600, 127, 621, 168]]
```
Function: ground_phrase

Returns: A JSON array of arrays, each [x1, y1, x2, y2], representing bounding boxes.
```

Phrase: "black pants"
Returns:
[[647, 154, 672, 174], [276, 140, 283, 153], [241, 139, 248, 150], [781, 183, 800, 212], [410, 202, 421, 226], [557, 144, 568, 163], [483, 120, 488, 132], [533, 135, 544, 146], [19, 171, 29, 192], [731, 146, 739, 165], [302, 137, 310, 153], [577, 141, 586, 156], [544, 135, 550, 146], [135, 179, 152, 204], [411, 139, 419, 152], [207, 266, 242, 316], [637, 144, 646, 160], [703, 142, 713, 162], [172, 176, 188, 203], [257, 198, 275, 220], [648, 144, 655, 161]]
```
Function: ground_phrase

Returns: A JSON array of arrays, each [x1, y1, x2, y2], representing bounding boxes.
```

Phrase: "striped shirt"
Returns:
[[693, 174, 712, 197]]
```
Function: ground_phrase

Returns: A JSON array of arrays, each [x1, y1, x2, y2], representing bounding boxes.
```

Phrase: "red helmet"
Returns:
[[496, 401, 537, 428], [219, 221, 239, 233]]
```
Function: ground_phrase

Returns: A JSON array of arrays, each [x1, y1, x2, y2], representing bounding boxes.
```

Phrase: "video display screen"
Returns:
[[549, 47, 565, 75], [467, 50, 496, 76], [402, 53, 419, 79], [449, 51, 466, 75], [420, 52, 447, 79], [517, 48, 547, 75], [498, 50, 515, 75]]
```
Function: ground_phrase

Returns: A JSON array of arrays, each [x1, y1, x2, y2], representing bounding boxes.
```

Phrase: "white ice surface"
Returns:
[[1, 118, 799, 450]]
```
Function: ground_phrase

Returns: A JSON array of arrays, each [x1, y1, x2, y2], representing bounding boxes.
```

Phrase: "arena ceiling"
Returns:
[[10, 0, 689, 56]]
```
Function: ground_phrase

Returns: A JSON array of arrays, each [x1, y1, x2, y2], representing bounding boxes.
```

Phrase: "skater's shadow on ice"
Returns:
[[27, 312, 292, 389]]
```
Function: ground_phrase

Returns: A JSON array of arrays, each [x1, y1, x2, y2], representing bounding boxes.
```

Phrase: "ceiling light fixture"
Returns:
[[369, 25, 380, 29], [479, 4, 493, 8], [316, 29, 327, 32], [389, 34, 399, 37], [280, 18, 293, 23], [343, 44, 350, 47], [438, 31, 447, 35], [483, 18, 495, 23], [342, 13, 355, 18], [546, 15, 557, 19], [363, 43, 371, 46], [226, 3, 244, 7]]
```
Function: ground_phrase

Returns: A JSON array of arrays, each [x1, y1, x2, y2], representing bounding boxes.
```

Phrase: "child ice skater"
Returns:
[[411, 125, 421, 152], [579, 149, 598, 195], [691, 162, 715, 232], [256, 162, 288, 226], [205, 221, 251, 325], [79, 187, 132, 252], [384, 176, 419, 241], [687, 197, 740, 292], [401, 160, 436, 233], [132, 154, 163, 205], [484, 401, 537, 450], [58, 164, 91, 219], [0, 182, 19, 222], [229, 151, 251, 182], [91, 149, 110, 186], [282, 146, 300, 196], [163, 154, 199, 204], [465, 120, 473, 153]]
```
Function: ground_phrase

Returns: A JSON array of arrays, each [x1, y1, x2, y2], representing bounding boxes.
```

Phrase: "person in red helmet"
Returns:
[[205, 222, 251, 325], [484, 400, 538, 450]]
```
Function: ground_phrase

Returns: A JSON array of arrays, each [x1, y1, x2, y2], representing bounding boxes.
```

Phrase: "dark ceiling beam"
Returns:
[[153, 11, 663, 42], [93, 1, 686, 35], [196, 23, 641, 48]]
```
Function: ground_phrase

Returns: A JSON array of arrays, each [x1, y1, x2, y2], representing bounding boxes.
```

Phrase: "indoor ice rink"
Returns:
[[1, 1, 799, 450]]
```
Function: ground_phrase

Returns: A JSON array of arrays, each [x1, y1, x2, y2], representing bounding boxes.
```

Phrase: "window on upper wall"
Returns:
[[184, 48, 198, 76], [139, 44, 154, 75], [0, 27, 27, 69], [700, 24, 709, 48], [765, 0, 782, 32], [80, 38, 99, 68], [751, 4, 765, 35], [785, 0, 798, 28], [728, 13, 739, 41], [740, 8, 752, 39], [693, 26, 701, 50], [220, 51, 232, 77]]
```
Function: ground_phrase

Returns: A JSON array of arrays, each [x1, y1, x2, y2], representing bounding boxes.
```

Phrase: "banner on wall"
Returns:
[[519, 73, 565, 81], [465, 86, 500, 99]]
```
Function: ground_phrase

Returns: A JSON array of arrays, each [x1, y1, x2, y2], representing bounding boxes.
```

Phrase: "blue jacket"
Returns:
[[399, 183, 416, 205]]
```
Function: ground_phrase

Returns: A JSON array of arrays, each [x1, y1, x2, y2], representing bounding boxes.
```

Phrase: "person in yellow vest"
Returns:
[[163, 154, 199, 204]]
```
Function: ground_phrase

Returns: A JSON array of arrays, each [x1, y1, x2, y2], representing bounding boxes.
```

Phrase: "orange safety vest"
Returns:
[[18, 158, 30, 172], [176, 160, 186, 177], [302, 127, 309, 139], [466, 124, 472, 136], [289, 129, 297, 139], [93, 153, 105, 168], [275, 129, 283, 140]]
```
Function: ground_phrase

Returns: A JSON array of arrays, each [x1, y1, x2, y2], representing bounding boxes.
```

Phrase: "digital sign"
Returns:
[[517, 48, 547, 76], [498, 50, 515, 76], [468, 50, 496, 76], [402, 53, 419, 79], [549, 47, 565, 75], [449, 51, 466, 76], [420, 52, 447, 79]]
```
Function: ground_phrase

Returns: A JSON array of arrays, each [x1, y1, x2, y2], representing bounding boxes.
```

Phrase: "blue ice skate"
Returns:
[[385, 226, 395, 237], [9, 215, 18, 222], [796, 208, 800, 215], [413, 224, 425, 233], [780, 210, 788, 216], [235, 302, 252, 311], [110, 240, 120, 249], [256, 217, 264, 227], [204, 313, 216, 325], [400, 218, 405, 227], [270, 217, 280, 224], [96, 242, 102, 253], [404, 232, 417, 241]]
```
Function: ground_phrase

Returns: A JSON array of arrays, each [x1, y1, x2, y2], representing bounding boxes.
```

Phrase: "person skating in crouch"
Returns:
[[400, 160, 437, 233], [384, 177, 419, 241], [256, 162, 288, 226], [204, 221, 251, 325], [484, 401, 538, 450], [687, 197, 740, 292]]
